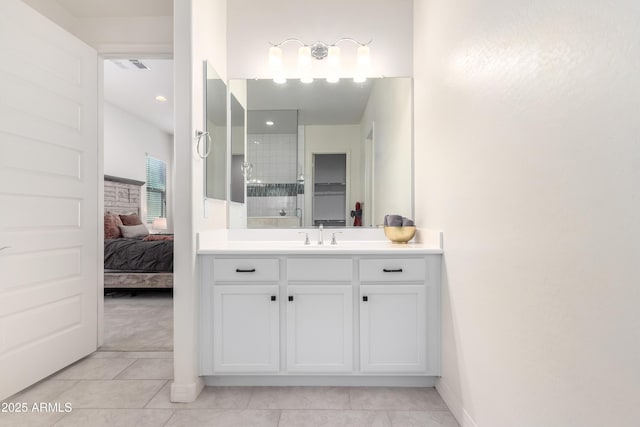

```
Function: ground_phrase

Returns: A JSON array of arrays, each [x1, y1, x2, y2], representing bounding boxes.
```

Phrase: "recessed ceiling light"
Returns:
[[265, 121, 275, 126], [155, 95, 167, 102]]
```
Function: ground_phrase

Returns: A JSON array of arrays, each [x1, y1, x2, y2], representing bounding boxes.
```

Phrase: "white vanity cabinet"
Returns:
[[287, 258, 353, 372], [199, 247, 442, 385], [359, 258, 429, 373]]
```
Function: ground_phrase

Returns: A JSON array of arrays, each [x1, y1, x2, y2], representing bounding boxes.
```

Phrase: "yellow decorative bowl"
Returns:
[[383, 226, 416, 244]]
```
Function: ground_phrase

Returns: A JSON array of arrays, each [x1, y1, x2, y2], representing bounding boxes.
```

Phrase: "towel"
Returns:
[[384, 214, 404, 227], [402, 217, 415, 226]]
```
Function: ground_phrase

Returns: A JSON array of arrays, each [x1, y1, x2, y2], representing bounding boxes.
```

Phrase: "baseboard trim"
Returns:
[[436, 379, 478, 427], [170, 377, 205, 403], [204, 375, 438, 387]]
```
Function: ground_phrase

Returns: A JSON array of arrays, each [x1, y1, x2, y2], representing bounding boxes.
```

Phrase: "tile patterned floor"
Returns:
[[102, 290, 173, 351], [1, 351, 460, 427]]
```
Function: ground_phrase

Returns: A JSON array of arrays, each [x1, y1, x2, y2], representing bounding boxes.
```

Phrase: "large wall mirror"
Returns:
[[229, 93, 246, 204], [230, 77, 413, 228], [204, 62, 227, 200]]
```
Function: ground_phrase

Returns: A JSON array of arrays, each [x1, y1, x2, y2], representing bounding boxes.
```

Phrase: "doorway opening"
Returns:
[[312, 153, 347, 227], [101, 57, 174, 352]]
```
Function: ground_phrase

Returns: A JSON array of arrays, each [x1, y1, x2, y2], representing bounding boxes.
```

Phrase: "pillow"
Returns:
[[144, 235, 174, 241], [119, 223, 150, 239], [119, 213, 143, 226], [104, 214, 123, 239]]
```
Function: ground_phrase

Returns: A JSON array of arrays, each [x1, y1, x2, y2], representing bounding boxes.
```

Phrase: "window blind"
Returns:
[[146, 156, 166, 222]]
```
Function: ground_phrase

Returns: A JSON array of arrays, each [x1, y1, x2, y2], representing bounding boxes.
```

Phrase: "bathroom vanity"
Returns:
[[198, 229, 443, 386]]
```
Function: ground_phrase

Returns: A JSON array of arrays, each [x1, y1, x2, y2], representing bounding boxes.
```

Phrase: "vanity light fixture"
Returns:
[[268, 38, 371, 83]]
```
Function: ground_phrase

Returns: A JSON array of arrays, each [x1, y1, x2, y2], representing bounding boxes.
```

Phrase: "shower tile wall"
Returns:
[[248, 133, 297, 183], [247, 133, 298, 217]]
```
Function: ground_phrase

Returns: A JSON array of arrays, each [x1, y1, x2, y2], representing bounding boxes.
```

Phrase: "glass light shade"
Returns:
[[152, 217, 167, 230], [357, 45, 370, 65], [273, 75, 287, 84], [300, 75, 313, 84], [326, 74, 340, 83], [353, 75, 367, 83], [269, 46, 282, 66], [298, 46, 312, 66], [328, 46, 340, 66]]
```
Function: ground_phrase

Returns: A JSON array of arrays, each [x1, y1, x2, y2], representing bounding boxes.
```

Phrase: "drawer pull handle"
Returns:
[[271, 295, 277, 301], [235, 268, 256, 273], [362, 296, 368, 302], [383, 268, 403, 273], [288, 296, 294, 302]]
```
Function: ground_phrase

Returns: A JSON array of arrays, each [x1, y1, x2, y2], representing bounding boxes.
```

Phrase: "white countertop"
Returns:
[[197, 228, 444, 255]]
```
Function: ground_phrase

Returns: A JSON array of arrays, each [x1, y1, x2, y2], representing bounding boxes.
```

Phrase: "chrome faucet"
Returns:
[[298, 232, 310, 245], [330, 232, 342, 245], [318, 223, 324, 245]]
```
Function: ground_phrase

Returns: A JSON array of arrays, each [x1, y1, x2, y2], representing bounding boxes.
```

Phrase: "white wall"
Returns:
[[360, 78, 413, 226], [304, 125, 361, 227], [172, 0, 227, 403], [103, 102, 173, 227], [414, 1, 640, 426]]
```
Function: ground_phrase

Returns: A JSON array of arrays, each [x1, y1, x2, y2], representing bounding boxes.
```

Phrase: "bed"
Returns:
[[104, 175, 173, 289]]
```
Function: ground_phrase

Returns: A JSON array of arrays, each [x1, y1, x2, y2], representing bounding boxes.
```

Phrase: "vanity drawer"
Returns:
[[359, 258, 426, 282], [287, 258, 353, 282], [213, 258, 279, 282]]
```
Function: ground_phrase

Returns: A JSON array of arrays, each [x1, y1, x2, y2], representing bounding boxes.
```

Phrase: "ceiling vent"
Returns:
[[110, 59, 151, 71]]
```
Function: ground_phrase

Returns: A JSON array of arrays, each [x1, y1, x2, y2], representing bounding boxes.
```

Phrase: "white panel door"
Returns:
[[286, 285, 353, 372], [360, 285, 427, 372], [213, 285, 280, 372], [0, 0, 98, 400]]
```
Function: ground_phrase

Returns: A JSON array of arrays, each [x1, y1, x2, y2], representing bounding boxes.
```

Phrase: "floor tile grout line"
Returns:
[[160, 408, 177, 427], [143, 379, 171, 409], [246, 386, 255, 409], [110, 357, 139, 380]]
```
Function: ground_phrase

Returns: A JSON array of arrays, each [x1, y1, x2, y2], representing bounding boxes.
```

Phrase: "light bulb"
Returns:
[[273, 75, 286, 84], [353, 75, 367, 83], [298, 46, 311, 66], [328, 46, 340, 66], [300, 75, 313, 84], [326, 74, 340, 83], [357, 45, 370, 66], [269, 46, 282, 66]]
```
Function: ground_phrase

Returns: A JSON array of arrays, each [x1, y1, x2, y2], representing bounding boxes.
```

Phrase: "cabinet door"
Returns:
[[213, 285, 279, 372], [286, 285, 353, 372], [360, 285, 427, 372]]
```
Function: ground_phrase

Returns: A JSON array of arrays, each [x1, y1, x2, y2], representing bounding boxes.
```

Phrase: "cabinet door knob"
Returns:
[[271, 295, 276, 301], [235, 268, 256, 273], [362, 296, 368, 302], [288, 295, 294, 302], [383, 268, 403, 273]]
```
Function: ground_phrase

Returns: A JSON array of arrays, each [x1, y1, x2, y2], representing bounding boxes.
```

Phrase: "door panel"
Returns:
[[286, 285, 353, 372], [0, 0, 98, 400], [360, 285, 427, 372], [213, 285, 280, 372]]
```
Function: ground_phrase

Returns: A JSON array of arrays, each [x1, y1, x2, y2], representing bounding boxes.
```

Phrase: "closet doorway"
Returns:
[[312, 153, 347, 227]]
